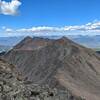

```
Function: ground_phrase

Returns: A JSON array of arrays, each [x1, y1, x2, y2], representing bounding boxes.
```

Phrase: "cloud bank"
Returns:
[[0, 0, 21, 15], [2, 20, 100, 36]]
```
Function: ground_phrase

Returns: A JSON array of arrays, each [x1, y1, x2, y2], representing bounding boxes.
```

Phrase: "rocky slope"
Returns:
[[2, 36, 100, 100], [0, 58, 84, 100]]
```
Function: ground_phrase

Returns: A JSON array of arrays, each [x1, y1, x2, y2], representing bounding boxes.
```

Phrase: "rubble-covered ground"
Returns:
[[0, 59, 85, 100]]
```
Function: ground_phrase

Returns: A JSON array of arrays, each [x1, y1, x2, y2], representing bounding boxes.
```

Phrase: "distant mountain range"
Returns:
[[0, 35, 100, 48], [0, 45, 11, 53], [0, 36, 25, 52], [0, 36, 24, 46], [68, 35, 100, 48]]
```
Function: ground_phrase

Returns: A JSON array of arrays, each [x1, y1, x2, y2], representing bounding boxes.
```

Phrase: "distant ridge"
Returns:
[[3, 36, 100, 100]]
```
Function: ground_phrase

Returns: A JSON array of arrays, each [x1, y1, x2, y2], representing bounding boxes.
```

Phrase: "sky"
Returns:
[[0, 0, 100, 36]]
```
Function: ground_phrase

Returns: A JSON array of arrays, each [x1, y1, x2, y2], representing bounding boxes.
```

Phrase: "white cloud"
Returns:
[[0, 0, 21, 15], [16, 26, 64, 33], [2, 20, 100, 36], [5, 28, 13, 32]]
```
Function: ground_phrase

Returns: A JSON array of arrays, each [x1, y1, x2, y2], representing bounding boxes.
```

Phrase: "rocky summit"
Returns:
[[2, 36, 100, 100]]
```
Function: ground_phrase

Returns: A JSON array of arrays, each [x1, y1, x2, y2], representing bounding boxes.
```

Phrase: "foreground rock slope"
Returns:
[[2, 36, 100, 100], [0, 58, 84, 100]]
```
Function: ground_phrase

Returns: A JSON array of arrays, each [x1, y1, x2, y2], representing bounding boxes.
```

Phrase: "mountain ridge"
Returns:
[[0, 35, 100, 48], [2, 36, 100, 100]]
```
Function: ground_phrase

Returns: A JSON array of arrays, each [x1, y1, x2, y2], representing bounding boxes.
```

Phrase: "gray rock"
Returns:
[[0, 59, 84, 100]]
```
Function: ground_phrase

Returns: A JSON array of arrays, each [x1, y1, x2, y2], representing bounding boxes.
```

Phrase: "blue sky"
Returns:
[[0, 0, 100, 36]]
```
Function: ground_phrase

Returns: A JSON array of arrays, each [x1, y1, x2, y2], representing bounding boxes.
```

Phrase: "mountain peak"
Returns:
[[13, 36, 33, 49], [13, 36, 52, 50], [22, 36, 33, 41], [3, 36, 100, 100]]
